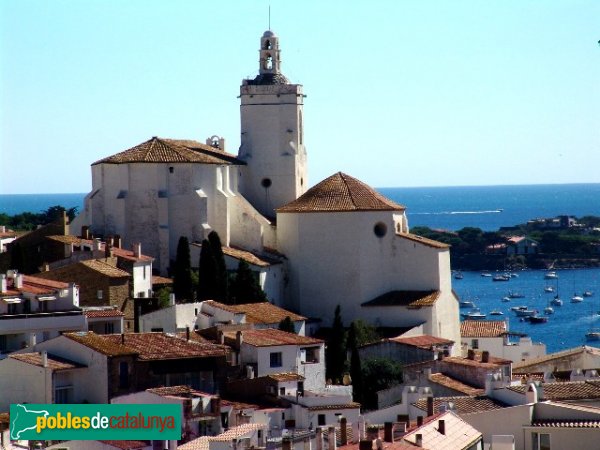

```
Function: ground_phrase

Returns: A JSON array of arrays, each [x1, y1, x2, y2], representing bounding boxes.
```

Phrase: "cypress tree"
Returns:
[[10, 242, 25, 273], [230, 260, 267, 304], [173, 236, 193, 302], [207, 231, 228, 302], [197, 239, 217, 301], [278, 316, 296, 333], [326, 305, 346, 384], [348, 321, 364, 404]]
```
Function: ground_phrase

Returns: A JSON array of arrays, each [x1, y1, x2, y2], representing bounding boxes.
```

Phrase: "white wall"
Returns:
[[0, 358, 51, 409], [140, 302, 204, 333]]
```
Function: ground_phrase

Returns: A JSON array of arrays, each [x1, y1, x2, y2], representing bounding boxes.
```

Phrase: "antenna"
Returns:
[[268, 5, 271, 30]]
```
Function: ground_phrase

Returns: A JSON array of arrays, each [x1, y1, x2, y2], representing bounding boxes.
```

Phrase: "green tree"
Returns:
[[208, 231, 228, 302], [197, 239, 217, 301], [347, 322, 364, 404], [230, 260, 267, 304], [326, 305, 346, 384], [361, 358, 403, 410], [173, 236, 193, 302], [156, 287, 173, 308], [351, 319, 380, 346], [278, 316, 296, 333]]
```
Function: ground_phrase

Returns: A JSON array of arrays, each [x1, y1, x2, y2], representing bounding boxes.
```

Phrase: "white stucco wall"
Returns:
[[140, 302, 204, 332], [0, 357, 52, 409], [276, 210, 460, 348]]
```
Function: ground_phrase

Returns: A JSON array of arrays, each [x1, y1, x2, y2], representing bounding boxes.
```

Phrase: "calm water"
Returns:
[[453, 268, 600, 353], [380, 183, 600, 231], [0, 193, 86, 216]]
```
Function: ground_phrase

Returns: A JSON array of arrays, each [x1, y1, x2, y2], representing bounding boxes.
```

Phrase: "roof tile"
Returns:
[[460, 320, 507, 338], [277, 172, 405, 213], [232, 328, 323, 347], [10, 352, 85, 371]]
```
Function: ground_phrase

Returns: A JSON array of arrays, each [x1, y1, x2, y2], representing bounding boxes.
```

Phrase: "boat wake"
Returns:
[[412, 210, 504, 216]]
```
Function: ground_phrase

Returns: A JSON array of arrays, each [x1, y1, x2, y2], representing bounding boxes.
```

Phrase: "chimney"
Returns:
[[316, 428, 323, 450], [81, 226, 89, 240], [1, 274, 6, 293], [340, 417, 348, 446], [358, 441, 372, 450], [114, 234, 121, 248], [438, 419, 445, 435], [467, 349, 475, 360], [383, 422, 393, 443], [328, 426, 336, 450], [94, 238, 102, 251], [219, 331, 225, 345], [236, 331, 243, 348], [0, 225, 5, 233], [15, 274, 23, 289], [169, 293, 176, 306], [186, 326, 190, 341], [526, 382, 539, 404], [133, 242, 141, 258], [416, 416, 423, 427], [482, 351, 490, 363], [427, 396, 434, 417], [42, 263, 50, 272], [41, 351, 48, 368], [358, 416, 366, 440], [415, 434, 423, 447]]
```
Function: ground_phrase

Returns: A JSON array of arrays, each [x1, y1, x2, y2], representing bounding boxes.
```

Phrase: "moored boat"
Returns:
[[508, 291, 525, 299], [584, 290, 594, 297], [544, 271, 558, 280], [571, 294, 584, 303], [527, 315, 548, 324], [544, 286, 554, 293], [586, 329, 600, 341], [489, 310, 504, 316], [459, 300, 476, 309], [461, 308, 486, 320], [551, 296, 563, 306], [493, 274, 510, 282]]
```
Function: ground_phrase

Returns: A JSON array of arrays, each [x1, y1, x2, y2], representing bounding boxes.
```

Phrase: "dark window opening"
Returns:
[[374, 222, 387, 238], [169, 167, 174, 174], [318, 414, 326, 426], [270, 352, 282, 368], [119, 361, 129, 389], [261, 178, 272, 188]]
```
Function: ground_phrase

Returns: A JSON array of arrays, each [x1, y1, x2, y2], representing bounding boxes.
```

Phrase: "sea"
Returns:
[[2, 183, 600, 353]]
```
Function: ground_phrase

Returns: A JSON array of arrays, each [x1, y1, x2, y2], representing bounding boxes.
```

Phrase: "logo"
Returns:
[[9, 404, 181, 440]]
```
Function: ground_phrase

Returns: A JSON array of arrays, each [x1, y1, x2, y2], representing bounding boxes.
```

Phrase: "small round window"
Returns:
[[261, 178, 272, 188], [374, 222, 387, 238]]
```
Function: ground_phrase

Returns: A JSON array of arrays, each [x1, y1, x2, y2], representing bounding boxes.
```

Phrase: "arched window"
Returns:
[[264, 40, 272, 50], [265, 55, 273, 70]]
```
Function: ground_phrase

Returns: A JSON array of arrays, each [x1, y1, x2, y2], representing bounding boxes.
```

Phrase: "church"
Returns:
[[72, 30, 460, 350]]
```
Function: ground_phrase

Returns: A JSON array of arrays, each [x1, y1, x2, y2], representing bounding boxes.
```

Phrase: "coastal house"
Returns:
[[71, 30, 460, 348], [512, 345, 600, 374], [460, 320, 546, 362], [359, 334, 454, 366], [0, 271, 83, 356], [0, 331, 229, 406], [0, 226, 19, 254]]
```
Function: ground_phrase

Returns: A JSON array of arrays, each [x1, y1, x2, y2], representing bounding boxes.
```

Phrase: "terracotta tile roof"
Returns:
[[277, 172, 405, 213], [390, 335, 454, 349], [10, 352, 85, 371], [530, 420, 600, 428], [220, 399, 261, 410], [508, 381, 600, 400], [412, 395, 504, 415], [228, 302, 306, 324], [513, 346, 600, 371], [337, 442, 416, 450], [93, 137, 244, 166], [442, 352, 512, 369], [403, 410, 482, 449], [152, 275, 173, 285], [99, 441, 149, 450], [397, 233, 450, 249], [233, 328, 323, 347], [179, 424, 266, 450], [307, 403, 361, 411], [266, 372, 305, 382], [147, 385, 214, 398], [460, 320, 507, 338], [111, 246, 154, 262], [84, 308, 125, 318], [362, 291, 440, 308], [46, 235, 94, 245], [221, 245, 282, 267], [428, 373, 484, 396], [80, 259, 131, 278], [21, 275, 69, 293], [65, 331, 228, 360]]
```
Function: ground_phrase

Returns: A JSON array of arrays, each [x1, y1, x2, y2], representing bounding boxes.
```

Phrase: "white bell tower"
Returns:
[[238, 30, 307, 219]]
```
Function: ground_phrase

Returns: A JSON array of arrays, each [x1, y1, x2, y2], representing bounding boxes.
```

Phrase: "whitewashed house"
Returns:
[[0, 271, 83, 355]]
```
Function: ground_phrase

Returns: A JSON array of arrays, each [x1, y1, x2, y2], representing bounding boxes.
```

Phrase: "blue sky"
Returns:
[[1, 0, 599, 194]]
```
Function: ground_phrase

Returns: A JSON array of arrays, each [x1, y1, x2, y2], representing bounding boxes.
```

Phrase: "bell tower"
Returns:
[[238, 30, 307, 219]]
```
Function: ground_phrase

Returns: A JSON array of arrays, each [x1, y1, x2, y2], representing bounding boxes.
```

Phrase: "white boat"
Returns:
[[454, 271, 464, 280], [544, 306, 554, 315], [493, 274, 510, 282], [584, 291, 594, 297], [461, 308, 486, 320], [514, 308, 536, 317], [571, 294, 584, 303], [551, 296, 563, 306], [510, 305, 528, 312], [544, 286, 555, 293], [501, 296, 511, 302], [459, 300, 476, 309], [544, 271, 558, 280], [508, 291, 525, 299], [481, 272, 492, 277], [489, 310, 504, 316]]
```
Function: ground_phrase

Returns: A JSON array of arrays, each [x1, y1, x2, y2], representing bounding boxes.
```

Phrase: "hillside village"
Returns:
[[2, 30, 600, 450]]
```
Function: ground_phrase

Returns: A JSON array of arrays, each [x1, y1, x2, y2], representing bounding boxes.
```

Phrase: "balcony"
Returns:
[[0, 310, 85, 333]]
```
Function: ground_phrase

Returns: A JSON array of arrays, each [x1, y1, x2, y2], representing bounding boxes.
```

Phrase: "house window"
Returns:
[[279, 387, 285, 395], [119, 361, 129, 389], [317, 414, 326, 426], [471, 339, 479, 349], [270, 352, 282, 368], [532, 432, 551, 450]]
